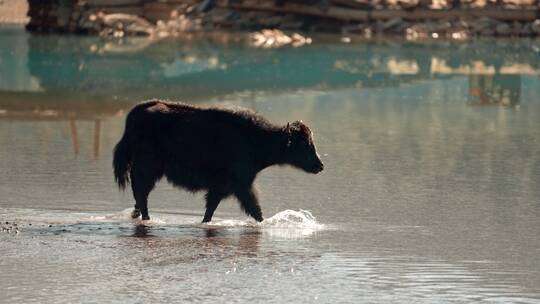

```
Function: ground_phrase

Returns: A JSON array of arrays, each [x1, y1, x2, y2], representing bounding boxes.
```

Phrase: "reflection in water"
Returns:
[[69, 119, 79, 156], [1, 30, 539, 115], [469, 74, 520, 107], [67, 119, 101, 159], [93, 119, 101, 159], [132, 224, 152, 237], [121, 226, 262, 265], [1, 29, 540, 302]]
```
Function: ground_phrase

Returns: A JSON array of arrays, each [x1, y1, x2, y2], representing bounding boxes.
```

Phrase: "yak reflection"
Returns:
[[125, 225, 262, 265], [132, 224, 152, 237]]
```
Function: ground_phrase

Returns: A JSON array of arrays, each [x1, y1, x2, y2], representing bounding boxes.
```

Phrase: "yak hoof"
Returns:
[[131, 209, 141, 219]]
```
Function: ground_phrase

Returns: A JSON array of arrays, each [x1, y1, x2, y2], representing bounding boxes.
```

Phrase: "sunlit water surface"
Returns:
[[1, 28, 540, 303]]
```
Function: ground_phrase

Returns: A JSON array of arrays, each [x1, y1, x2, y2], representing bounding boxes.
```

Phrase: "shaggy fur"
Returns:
[[113, 100, 324, 222]]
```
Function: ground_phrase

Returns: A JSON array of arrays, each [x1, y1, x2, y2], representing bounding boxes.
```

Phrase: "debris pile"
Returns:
[[250, 29, 312, 48], [26, 0, 540, 38]]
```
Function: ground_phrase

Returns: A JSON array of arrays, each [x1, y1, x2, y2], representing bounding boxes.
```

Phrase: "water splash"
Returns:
[[262, 209, 324, 238], [262, 209, 323, 229], [88, 208, 132, 222], [209, 209, 325, 238], [210, 209, 323, 228]]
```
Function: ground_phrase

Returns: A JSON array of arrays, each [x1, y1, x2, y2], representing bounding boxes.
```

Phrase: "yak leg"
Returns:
[[202, 190, 226, 223], [130, 166, 157, 221], [234, 184, 263, 222]]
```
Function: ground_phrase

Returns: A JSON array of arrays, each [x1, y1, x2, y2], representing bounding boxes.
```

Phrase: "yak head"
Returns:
[[284, 121, 324, 174]]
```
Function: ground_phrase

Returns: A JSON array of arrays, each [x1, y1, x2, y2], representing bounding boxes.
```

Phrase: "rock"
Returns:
[[78, 12, 102, 32], [382, 17, 404, 31], [434, 21, 452, 32], [96, 13, 155, 36], [249, 29, 311, 48], [520, 22, 532, 36], [195, 0, 214, 13], [23, 0, 540, 38], [531, 19, 540, 34], [502, 0, 536, 7], [280, 20, 304, 30], [257, 15, 284, 27], [406, 25, 429, 39], [450, 30, 469, 40], [397, 0, 419, 9], [480, 28, 495, 36], [471, 17, 498, 32], [341, 24, 366, 34], [372, 20, 385, 33], [455, 20, 470, 30], [496, 23, 511, 35], [511, 22, 523, 36]]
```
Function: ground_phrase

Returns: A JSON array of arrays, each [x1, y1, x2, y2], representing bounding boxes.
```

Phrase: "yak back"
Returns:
[[125, 100, 284, 174]]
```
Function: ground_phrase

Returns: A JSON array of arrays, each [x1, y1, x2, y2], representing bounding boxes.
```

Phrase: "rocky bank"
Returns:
[[19, 0, 540, 40]]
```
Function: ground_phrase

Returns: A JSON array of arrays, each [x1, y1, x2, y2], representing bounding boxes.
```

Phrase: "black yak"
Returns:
[[113, 100, 324, 222]]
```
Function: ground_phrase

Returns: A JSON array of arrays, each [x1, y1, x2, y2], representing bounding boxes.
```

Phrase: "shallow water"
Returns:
[[1, 28, 540, 303]]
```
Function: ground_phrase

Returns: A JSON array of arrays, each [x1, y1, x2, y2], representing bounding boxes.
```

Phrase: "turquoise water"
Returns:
[[1, 28, 540, 303]]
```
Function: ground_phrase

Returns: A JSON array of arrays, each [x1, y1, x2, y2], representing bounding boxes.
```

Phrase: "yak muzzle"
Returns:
[[310, 161, 324, 174]]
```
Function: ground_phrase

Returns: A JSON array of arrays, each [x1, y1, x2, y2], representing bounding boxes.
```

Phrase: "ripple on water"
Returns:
[[2, 207, 540, 303], [317, 253, 540, 303]]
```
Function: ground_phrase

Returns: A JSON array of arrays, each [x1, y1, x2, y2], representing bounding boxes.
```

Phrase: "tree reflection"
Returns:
[[1, 34, 538, 106]]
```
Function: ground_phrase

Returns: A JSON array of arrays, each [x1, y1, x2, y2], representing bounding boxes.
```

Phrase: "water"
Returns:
[[1, 27, 540, 303]]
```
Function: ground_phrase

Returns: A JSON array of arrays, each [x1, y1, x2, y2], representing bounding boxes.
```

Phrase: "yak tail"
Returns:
[[113, 132, 132, 190], [113, 100, 161, 190]]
